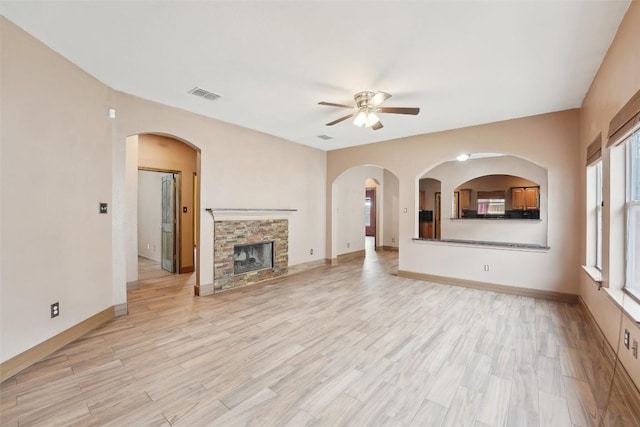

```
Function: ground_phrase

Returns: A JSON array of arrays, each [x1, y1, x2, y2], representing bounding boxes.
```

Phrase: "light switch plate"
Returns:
[[99, 203, 108, 214]]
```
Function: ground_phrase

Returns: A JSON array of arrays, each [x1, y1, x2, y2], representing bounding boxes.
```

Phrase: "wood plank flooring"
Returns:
[[1, 248, 638, 426]]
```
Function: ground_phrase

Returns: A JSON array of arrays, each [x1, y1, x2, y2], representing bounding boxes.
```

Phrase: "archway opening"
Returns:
[[125, 133, 201, 293], [331, 165, 399, 264]]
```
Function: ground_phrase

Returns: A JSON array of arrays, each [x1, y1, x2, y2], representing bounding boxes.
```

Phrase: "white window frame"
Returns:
[[595, 161, 603, 271], [625, 129, 640, 301]]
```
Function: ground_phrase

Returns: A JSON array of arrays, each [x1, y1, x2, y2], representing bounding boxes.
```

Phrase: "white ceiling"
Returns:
[[1, 1, 630, 151]]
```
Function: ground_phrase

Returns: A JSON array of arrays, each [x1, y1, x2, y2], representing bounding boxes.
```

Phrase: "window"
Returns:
[[585, 134, 603, 278], [626, 129, 640, 299], [364, 197, 372, 226], [477, 190, 506, 215], [595, 161, 603, 270], [477, 198, 505, 215]]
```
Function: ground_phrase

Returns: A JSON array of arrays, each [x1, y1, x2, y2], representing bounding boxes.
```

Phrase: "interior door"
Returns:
[[365, 188, 376, 237], [161, 174, 176, 273]]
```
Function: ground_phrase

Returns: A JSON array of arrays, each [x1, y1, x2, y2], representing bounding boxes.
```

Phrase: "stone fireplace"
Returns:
[[213, 219, 288, 292]]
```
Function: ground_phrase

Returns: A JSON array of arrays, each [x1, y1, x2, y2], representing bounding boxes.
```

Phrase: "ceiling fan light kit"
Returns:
[[319, 91, 420, 131]]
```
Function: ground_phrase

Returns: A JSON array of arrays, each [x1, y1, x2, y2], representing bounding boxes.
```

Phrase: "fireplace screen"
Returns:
[[233, 242, 274, 274]]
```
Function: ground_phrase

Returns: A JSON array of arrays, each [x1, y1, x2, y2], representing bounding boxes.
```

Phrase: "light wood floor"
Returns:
[[1, 250, 638, 426]]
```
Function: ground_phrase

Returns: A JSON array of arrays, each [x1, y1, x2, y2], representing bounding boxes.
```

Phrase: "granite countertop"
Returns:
[[412, 237, 549, 250]]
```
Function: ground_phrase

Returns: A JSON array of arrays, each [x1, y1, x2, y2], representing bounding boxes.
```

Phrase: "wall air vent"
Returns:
[[317, 134, 333, 140], [188, 86, 222, 102]]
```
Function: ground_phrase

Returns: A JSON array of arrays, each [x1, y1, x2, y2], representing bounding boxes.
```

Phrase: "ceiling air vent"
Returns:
[[317, 134, 333, 140], [188, 86, 222, 102]]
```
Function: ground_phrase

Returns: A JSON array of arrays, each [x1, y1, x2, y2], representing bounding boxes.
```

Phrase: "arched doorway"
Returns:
[[125, 133, 201, 293], [330, 165, 400, 263]]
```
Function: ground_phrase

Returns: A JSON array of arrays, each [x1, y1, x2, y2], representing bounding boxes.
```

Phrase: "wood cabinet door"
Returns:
[[459, 189, 471, 212], [511, 188, 525, 210], [524, 187, 539, 209], [420, 222, 434, 239], [419, 191, 426, 210]]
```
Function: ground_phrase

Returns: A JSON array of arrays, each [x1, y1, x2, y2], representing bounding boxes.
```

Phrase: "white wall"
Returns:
[[424, 155, 548, 245], [137, 171, 167, 262]]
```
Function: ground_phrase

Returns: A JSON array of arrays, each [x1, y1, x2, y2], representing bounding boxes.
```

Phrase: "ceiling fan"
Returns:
[[319, 91, 420, 131]]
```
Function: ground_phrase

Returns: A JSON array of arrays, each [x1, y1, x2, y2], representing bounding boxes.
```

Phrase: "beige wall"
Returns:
[[117, 93, 328, 297], [332, 166, 383, 256], [138, 134, 198, 272], [579, 2, 640, 388], [327, 110, 580, 294], [1, 18, 114, 362], [1, 17, 327, 363], [382, 169, 400, 249]]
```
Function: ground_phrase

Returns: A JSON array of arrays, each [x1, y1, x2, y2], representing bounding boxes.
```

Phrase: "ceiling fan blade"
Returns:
[[318, 101, 353, 109], [372, 121, 384, 131], [369, 92, 391, 107], [378, 107, 420, 115], [326, 113, 354, 126]]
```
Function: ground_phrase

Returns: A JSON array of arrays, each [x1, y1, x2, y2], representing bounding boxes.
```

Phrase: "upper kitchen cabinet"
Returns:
[[511, 186, 540, 210]]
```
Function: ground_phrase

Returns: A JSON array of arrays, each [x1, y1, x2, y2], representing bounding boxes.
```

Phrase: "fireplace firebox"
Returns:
[[233, 242, 274, 274]]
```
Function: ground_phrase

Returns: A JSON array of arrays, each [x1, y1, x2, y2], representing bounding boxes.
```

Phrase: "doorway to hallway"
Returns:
[[138, 169, 179, 274]]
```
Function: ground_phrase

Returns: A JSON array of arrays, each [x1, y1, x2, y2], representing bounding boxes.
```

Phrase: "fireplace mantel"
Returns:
[[206, 208, 297, 221], [206, 208, 297, 212]]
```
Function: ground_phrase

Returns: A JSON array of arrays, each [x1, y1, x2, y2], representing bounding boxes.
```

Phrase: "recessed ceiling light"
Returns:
[[456, 154, 470, 162]]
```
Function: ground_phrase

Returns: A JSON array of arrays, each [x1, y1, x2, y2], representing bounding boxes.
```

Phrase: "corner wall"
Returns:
[[1, 17, 327, 365], [579, 1, 640, 389]]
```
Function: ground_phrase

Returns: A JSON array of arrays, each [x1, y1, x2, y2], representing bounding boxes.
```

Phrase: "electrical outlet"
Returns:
[[51, 302, 59, 318], [483, 264, 490, 272], [347, 242, 350, 248], [310, 248, 313, 255], [632, 340, 638, 359], [624, 329, 630, 349], [392, 238, 396, 243]]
